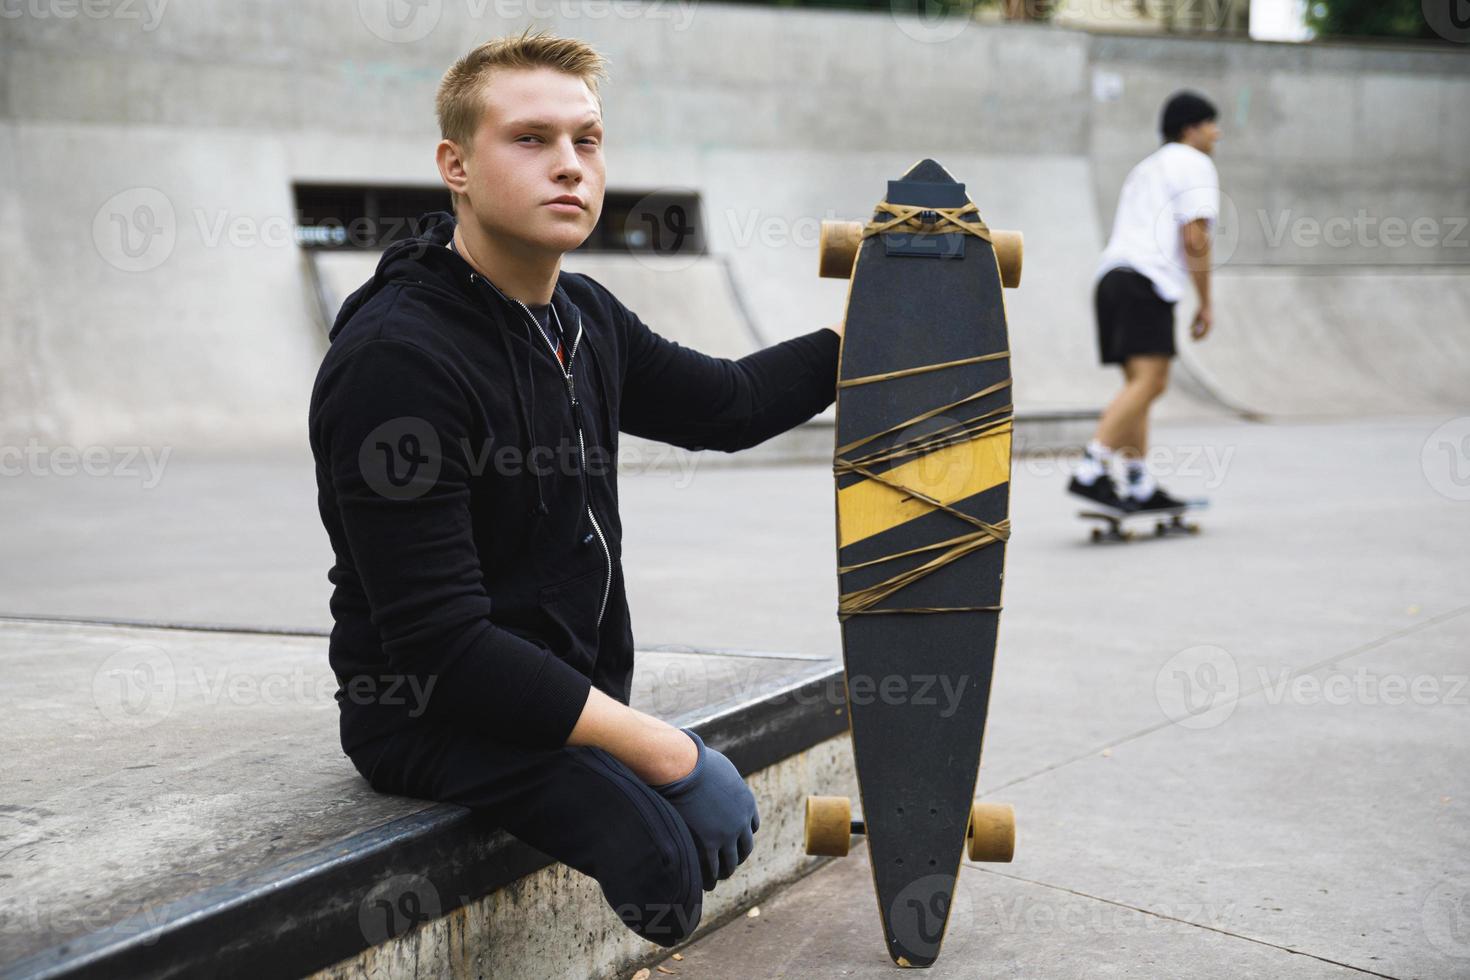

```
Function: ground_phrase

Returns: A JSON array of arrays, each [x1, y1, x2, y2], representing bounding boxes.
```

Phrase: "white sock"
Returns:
[[1123, 460, 1156, 500], [1074, 439, 1114, 485]]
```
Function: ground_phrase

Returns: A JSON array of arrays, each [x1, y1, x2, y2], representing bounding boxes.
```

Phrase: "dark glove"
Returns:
[[651, 728, 761, 891]]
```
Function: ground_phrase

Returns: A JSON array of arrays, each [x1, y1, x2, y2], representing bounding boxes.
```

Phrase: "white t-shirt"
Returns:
[[1096, 142, 1219, 304]]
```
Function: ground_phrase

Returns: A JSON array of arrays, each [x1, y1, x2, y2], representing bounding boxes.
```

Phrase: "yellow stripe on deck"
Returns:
[[838, 428, 1011, 548]]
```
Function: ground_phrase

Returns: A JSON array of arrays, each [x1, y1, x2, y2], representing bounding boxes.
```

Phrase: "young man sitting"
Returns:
[[309, 32, 842, 947]]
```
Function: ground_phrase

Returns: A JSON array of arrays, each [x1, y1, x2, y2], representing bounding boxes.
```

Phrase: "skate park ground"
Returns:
[[3, 414, 1467, 979]]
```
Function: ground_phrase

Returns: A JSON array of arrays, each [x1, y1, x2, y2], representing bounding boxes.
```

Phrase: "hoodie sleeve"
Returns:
[[311, 337, 591, 749], [616, 306, 841, 452]]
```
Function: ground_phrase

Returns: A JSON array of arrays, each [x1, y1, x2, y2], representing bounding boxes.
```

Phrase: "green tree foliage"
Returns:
[[1305, 0, 1439, 40]]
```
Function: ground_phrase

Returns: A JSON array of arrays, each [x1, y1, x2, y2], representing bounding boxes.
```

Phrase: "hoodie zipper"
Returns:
[[513, 299, 614, 633]]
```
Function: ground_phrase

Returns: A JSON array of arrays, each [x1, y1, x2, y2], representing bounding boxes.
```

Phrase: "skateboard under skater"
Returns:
[[1079, 501, 1207, 543], [803, 159, 1022, 969]]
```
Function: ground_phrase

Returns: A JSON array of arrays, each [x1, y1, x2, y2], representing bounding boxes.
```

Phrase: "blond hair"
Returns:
[[436, 31, 608, 212]]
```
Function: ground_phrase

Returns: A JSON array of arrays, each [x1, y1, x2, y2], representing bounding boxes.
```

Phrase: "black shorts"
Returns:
[[1095, 268, 1177, 366]]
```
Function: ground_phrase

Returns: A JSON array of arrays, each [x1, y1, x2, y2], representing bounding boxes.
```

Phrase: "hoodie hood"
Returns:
[[328, 211, 465, 342]]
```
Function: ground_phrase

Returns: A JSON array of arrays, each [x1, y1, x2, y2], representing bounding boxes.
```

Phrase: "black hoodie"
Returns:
[[309, 212, 840, 754]]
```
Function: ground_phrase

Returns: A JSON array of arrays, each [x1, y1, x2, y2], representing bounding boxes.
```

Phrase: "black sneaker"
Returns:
[[1068, 475, 1129, 512], [1129, 487, 1190, 513]]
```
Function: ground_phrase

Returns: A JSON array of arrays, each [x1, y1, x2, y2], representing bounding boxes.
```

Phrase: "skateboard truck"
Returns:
[[804, 796, 1016, 863], [819, 218, 1023, 287]]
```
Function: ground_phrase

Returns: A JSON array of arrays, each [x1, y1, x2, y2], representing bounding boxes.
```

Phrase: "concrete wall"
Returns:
[[2, 3, 1466, 449]]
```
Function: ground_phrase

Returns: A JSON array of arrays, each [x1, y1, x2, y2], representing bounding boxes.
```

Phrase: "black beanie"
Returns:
[[1161, 91, 1218, 141]]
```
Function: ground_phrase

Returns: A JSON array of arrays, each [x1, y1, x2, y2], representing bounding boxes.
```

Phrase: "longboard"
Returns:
[[803, 159, 1021, 968]]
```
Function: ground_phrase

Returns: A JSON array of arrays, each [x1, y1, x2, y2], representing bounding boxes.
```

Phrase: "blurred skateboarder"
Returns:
[[309, 31, 841, 948], [1068, 90, 1221, 512]]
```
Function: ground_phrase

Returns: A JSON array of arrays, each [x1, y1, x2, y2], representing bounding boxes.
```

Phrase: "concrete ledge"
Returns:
[[0, 620, 850, 980], [309, 735, 857, 980]]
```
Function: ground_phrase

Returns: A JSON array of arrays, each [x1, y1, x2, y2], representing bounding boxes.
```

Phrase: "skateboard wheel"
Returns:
[[992, 230, 1023, 289], [805, 795, 853, 857], [1155, 522, 1167, 537], [818, 221, 863, 280], [966, 802, 1015, 863], [1089, 528, 1103, 544]]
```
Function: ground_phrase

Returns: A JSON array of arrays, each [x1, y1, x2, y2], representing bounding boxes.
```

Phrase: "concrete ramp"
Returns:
[[1178, 270, 1470, 418], [563, 253, 765, 359]]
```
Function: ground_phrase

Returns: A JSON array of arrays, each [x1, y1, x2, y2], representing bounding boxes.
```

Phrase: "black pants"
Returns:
[[347, 723, 703, 947]]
